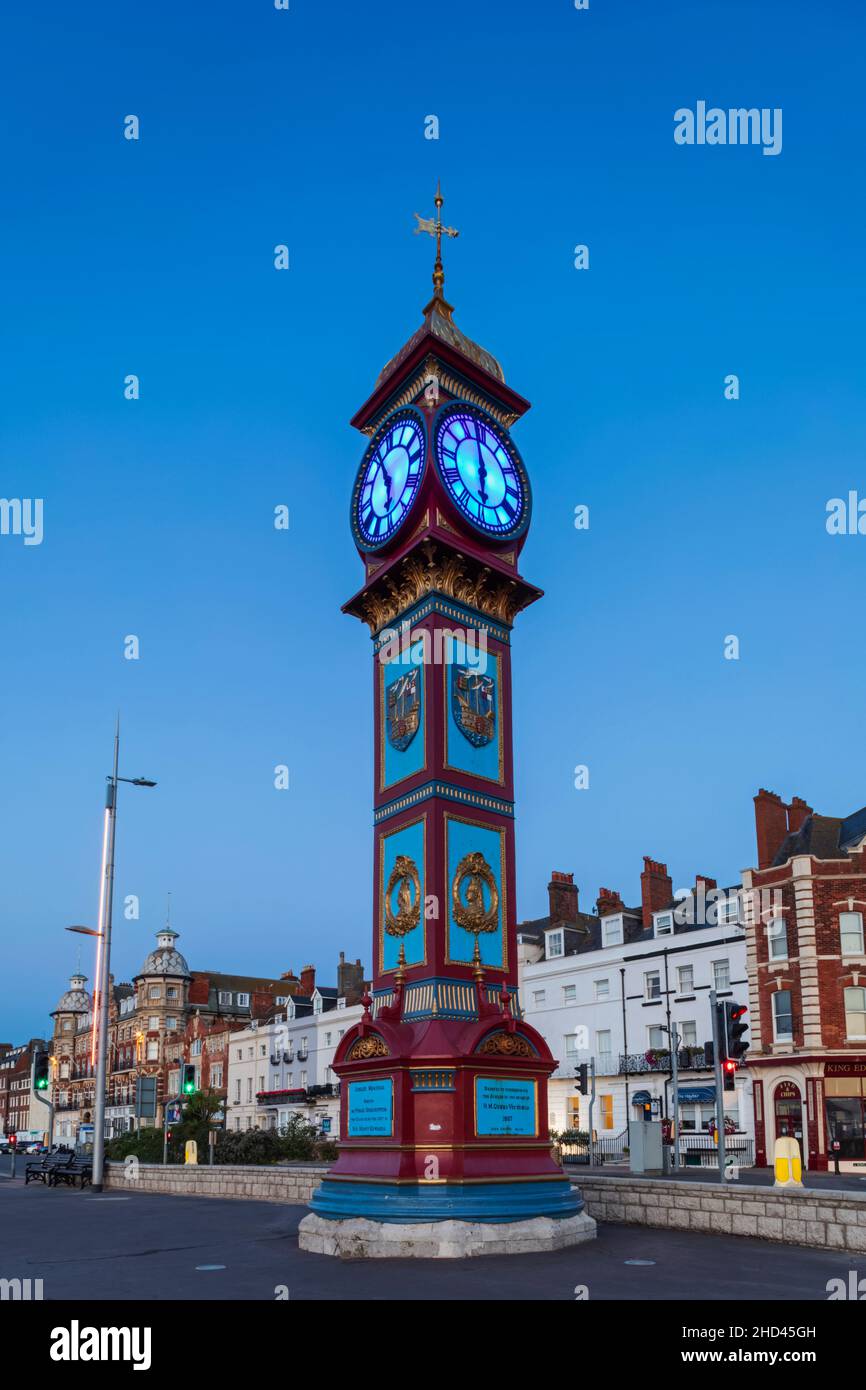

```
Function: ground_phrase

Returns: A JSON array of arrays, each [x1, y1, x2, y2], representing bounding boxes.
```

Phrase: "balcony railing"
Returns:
[[619, 1049, 709, 1075], [256, 1084, 338, 1107]]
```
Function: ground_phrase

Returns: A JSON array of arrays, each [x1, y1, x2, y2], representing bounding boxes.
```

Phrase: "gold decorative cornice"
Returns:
[[476, 1031, 535, 1058], [346, 1034, 389, 1061], [347, 538, 540, 634], [362, 359, 519, 437]]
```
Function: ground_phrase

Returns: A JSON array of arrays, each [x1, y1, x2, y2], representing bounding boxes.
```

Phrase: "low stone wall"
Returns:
[[104, 1161, 331, 1204], [103, 1164, 866, 1253], [578, 1174, 866, 1253]]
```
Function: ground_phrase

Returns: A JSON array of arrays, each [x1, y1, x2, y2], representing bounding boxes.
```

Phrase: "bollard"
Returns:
[[773, 1136, 803, 1188], [184, 1139, 198, 1166]]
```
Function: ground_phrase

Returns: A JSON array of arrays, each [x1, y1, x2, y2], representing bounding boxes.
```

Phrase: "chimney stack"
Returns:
[[300, 964, 316, 997], [548, 871, 578, 924], [754, 789, 814, 869], [337, 954, 365, 1004], [695, 874, 717, 893], [595, 886, 624, 917], [641, 857, 673, 928]]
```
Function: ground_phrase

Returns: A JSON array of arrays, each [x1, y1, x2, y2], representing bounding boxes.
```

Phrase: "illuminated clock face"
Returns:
[[352, 410, 426, 550], [434, 407, 529, 539]]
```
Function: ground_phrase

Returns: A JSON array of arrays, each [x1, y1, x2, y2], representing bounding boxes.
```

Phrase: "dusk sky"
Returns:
[[2, 0, 863, 1041]]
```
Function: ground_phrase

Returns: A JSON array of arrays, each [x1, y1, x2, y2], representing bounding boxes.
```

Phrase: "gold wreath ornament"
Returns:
[[385, 854, 421, 938], [452, 851, 499, 934]]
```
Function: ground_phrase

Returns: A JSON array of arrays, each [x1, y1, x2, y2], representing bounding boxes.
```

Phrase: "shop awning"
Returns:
[[677, 1086, 716, 1103], [631, 1090, 652, 1105]]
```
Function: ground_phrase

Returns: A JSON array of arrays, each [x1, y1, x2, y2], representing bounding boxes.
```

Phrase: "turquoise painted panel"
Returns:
[[308, 1177, 581, 1223], [380, 817, 425, 971], [347, 1078, 394, 1137], [475, 1077, 538, 1137], [445, 637, 502, 784], [381, 637, 426, 791], [446, 814, 504, 967]]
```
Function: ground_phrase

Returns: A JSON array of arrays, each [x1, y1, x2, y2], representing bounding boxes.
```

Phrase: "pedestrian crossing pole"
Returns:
[[709, 989, 727, 1183]]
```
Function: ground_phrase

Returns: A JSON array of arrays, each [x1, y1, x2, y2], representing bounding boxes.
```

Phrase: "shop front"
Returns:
[[751, 1057, 866, 1171]]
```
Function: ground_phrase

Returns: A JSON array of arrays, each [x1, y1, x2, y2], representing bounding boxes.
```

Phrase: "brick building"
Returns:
[[49, 929, 366, 1142], [0, 1038, 48, 1140], [744, 789, 866, 1172]]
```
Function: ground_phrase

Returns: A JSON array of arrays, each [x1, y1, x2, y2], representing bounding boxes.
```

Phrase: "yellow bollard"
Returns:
[[184, 1139, 198, 1166], [773, 1136, 802, 1188]]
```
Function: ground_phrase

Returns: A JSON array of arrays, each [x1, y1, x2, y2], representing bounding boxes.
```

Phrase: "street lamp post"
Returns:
[[88, 722, 156, 1192]]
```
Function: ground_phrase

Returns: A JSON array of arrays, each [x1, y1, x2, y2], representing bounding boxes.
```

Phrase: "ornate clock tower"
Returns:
[[300, 188, 595, 1257]]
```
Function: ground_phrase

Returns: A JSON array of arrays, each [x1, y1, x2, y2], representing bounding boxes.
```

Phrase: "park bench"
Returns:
[[51, 1160, 92, 1189], [24, 1151, 75, 1185]]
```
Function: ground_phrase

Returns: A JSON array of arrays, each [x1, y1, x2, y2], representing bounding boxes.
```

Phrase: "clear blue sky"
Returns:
[[2, 0, 864, 1040]]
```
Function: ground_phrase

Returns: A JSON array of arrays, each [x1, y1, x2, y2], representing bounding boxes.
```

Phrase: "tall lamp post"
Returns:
[[78, 722, 156, 1192]]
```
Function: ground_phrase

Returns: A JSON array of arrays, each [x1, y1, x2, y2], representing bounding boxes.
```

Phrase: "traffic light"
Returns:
[[34, 1052, 50, 1091], [725, 1002, 749, 1063], [722, 1059, 737, 1092], [181, 1064, 197, 1096], [575, 1064, 589, 1096]]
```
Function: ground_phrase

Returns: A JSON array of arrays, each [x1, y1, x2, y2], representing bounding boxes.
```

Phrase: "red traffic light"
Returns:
[[723, 1059, 737, 1073]]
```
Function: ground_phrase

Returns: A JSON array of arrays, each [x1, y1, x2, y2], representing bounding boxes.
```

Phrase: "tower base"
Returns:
[[298, 1209, 596, 1259]]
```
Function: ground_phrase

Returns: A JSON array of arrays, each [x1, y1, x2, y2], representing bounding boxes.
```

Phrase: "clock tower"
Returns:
[[300, 188, 595, 1257]]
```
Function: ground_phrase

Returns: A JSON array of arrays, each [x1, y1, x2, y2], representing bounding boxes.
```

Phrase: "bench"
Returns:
[[24, 1152, 75, 1185], [51, 1162, 92, 1189]]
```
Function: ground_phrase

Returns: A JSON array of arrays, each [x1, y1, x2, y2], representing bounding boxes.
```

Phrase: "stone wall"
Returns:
[[578, 1174, 866, 1252], [103, 1163, 866, 1254], [103, 1161, 330, 1204]]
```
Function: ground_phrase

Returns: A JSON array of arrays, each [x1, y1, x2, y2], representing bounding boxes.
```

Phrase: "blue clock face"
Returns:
[[434, 407, 529, 539], [352, 411, 426, 550]]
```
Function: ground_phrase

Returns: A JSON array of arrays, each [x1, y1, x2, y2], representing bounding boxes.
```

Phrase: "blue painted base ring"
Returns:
[[308, 1178, 583, 1224]]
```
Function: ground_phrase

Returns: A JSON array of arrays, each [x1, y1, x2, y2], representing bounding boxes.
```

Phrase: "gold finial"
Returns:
[[413, 179, 459, 308], [394, 941, 408, 988], [472, 937, 485, 983]]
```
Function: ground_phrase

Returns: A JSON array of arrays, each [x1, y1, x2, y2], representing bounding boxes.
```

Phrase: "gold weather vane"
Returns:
[[413, 180, 459, 302]]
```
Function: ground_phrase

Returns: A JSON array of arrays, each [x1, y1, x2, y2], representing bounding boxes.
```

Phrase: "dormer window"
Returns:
[[237, 993, 250, 1008], [601, 915, 623, 948], [654, 912, 673, 937], [546, 929, 564, 959], [219, 991, 232, 1006], [719, 897, 740, 925]]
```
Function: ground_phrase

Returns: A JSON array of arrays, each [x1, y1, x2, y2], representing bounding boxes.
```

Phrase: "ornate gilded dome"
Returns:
[[136, 928, 191, 980], [52, 973, 91, 1015]]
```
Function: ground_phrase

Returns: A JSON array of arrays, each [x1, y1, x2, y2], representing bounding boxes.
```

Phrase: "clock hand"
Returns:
[[378, 459, 393, 508], [477, 440, 488, 506]]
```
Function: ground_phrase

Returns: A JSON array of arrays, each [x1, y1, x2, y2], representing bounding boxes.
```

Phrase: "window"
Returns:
[[844, 988, 866, 1038], [680, 1020, 697, 1047], [841, 912, 865, 957], [148, 986, 160, 1000], [165, 1017, 177, 1031], [190, 1039, 202, 1056], [532, 990, 546, 1007], [602, 916, 623, 947], [237, 994, 250, 1008], [211, 1065, 223, 1088], [246, 1078, 253, 1102], [567, 1097, 581, 1130], [768, 917, 788, 960], [300, 1071, 308, 1087], [166, 987, 178, 1000], [712, 959, 730, 992], [772, 990, 793, 1042], [648, 1025, 665, 1050], [146, 1040, 158, 1061], [276, 996, 287, 1005], [677, 965, 694, 995], [562, 984, 576, 1004], [259, 1044, 266, 1057], [719, 897, 740, 924], [148, 1016, 159, 1031], [219, 992, 232, 1006], [599, 1094, 614, 1130], [258, 1074, 265, 1092], [236, 1048, 242, 1061], [325, 1032, 332, 1046], [546, 929, 564, 959], [655, 912, 673, 936], [596, 1030, 612, 1067], [594, 978, 610, 1000], [644, 971, 661, 1001]]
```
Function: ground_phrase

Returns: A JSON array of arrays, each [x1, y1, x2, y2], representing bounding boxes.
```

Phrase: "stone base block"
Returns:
[[298, 1209, 597, 1259]]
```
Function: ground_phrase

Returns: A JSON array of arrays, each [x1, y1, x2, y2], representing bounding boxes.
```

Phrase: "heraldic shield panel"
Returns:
[[444, 636, 503, 785], [445, 814, 506, 969], [378, 816, 426, 973], [380, 636, 426, 792]]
